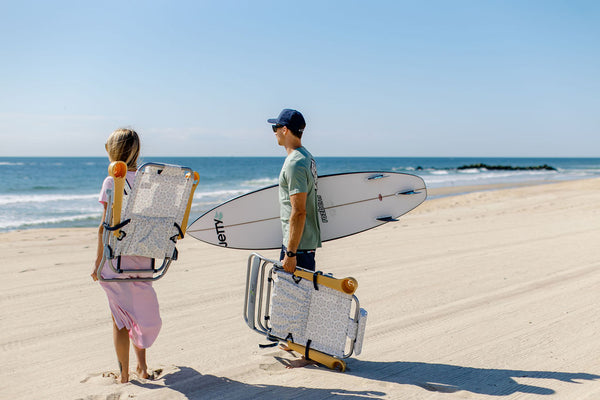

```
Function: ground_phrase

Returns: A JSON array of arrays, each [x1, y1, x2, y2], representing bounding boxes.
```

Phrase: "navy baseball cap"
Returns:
[[267, 109, 306, 134]]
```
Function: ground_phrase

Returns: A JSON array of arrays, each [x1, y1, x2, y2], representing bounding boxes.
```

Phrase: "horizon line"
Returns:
[[1, 155, 599, 159]]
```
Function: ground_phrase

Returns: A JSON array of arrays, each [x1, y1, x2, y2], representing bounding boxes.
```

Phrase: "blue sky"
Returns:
[[1, 0, 598, 157]]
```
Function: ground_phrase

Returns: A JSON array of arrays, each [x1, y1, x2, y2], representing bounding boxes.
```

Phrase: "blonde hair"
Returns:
[[105, 128, 141, 170]]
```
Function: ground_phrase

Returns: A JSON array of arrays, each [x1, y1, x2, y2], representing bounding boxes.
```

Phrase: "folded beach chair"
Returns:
[[244, 253, 367, 372], [98, 161, 199, 282]]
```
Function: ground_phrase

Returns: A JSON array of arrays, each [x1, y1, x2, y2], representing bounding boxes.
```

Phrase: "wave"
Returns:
[[423, 170, 559, 186], [0, 193, 98, 206], [0, 161, 25, 166], [241, 177, 278, 187], [458, 168, 481, 174], [193, 189, 248, 200], [0, 213, 101, 230]]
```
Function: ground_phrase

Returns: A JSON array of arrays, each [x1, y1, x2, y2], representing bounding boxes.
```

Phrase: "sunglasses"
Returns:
[[272, 124, 283, 132]]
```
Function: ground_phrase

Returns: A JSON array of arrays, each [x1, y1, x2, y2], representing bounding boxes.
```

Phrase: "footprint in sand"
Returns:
[[260, 362, 287, 372], [259, 348, 311, 372], [80, 372, 120, 386], [76, 395, 124, 400], [76, 375, 125, 400], [81, 368, 164, 385]]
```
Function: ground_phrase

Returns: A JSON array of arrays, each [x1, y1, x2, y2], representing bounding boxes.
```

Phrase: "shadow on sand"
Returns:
[[346, 360, 600, 396], [130, 361, 599, 398], [131, 366, 385, 399]]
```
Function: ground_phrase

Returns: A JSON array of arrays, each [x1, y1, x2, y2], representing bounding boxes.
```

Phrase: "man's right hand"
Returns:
[[282, 255, 297, 273]]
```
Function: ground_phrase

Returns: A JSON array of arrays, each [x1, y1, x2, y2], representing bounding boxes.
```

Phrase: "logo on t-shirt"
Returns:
[[317, 194, 328, 223], [311, 158, 327, 223], [310, 158, 318, 191]]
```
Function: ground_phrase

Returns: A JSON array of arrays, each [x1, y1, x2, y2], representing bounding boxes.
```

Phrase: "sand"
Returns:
[[1, 178, 599, 400]]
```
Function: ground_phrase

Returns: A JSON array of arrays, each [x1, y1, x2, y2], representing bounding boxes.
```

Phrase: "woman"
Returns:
[[91, 128, 161, 383]]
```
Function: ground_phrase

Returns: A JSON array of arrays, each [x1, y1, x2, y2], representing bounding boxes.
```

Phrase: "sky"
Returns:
[[0, 0, 598, 157]]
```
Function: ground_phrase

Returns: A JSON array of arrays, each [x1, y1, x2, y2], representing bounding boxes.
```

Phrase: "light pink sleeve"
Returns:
[[99, 176, 114, 204]]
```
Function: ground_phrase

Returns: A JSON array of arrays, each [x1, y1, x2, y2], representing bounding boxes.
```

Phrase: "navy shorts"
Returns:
[[280, 246, 316, 271]]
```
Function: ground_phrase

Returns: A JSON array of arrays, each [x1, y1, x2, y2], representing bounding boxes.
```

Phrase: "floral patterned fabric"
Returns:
[[111, 164, 194, 260], [270, 271, 367, 358]]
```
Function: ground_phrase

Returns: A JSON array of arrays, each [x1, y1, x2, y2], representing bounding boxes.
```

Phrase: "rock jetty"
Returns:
[[457, 163, 557, 171]]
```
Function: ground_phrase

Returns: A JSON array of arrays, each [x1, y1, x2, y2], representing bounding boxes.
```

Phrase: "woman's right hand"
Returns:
[[91, 261, 100, 281]]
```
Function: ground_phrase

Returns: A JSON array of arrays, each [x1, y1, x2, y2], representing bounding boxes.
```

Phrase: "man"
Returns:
[[268, 108, 321, 273]]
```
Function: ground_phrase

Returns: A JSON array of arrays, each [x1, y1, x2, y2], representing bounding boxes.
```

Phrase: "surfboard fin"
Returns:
[[376, 216, 398, 222], [367, 173, 390, 180], [397, 190, 422, 195]]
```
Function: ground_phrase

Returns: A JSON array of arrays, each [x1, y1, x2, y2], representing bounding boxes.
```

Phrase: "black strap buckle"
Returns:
[[170, 222, 184, 243], [305, 339, 312, 361], [312, 271, 323, 290]]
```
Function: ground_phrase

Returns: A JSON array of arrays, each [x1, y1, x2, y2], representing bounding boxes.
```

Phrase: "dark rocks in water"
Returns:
[[457, 163, 557, 171]]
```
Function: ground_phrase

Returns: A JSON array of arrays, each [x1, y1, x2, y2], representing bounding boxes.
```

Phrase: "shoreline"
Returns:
[[2, 177, 600, 399], [426, 178, 563, 198], [0, 177, 586, 234]]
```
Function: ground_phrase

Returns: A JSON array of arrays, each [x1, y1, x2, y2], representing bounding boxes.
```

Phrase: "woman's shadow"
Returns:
[[346, 359, 600, 396], [132, 366, 385, 399]]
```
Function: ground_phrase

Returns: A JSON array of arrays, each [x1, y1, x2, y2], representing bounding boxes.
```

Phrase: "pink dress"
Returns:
[[98, 171, 162, 349]]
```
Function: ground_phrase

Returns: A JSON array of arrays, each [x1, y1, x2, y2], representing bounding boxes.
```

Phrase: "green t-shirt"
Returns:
[[278, 146, 322, 250]]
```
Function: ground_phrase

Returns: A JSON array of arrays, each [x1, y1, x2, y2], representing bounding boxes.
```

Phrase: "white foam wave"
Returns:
[[423, 170, 559, 186], [0, 161, 25, 166], [241, 177, 278, 187], [0, 193, 98, 206], [0, 213, 101, 230], [391, 166, 417, 172], [193, 189, 247, 200]]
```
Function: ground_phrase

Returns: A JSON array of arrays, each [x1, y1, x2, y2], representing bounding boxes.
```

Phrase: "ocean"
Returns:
[[1, 157, 599, 232]]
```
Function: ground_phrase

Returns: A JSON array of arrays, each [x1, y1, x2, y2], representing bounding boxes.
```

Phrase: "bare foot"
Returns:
[[136, 366, 161, 380], [111, 372, 128, 383], [136, 366, 151, 380], [279, 344, 294, 353], [277, 344, 318, 369], [285, 357, 317, 369]]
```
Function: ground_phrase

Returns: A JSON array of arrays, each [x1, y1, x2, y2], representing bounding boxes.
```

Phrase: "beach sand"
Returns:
[[1, 178, 599, 399]]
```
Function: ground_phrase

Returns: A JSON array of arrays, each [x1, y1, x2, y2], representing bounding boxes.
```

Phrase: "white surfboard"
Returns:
[[187, 172, 426, 250]]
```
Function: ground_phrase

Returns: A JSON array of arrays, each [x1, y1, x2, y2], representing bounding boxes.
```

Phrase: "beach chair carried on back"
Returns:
[[98, 161, 199, 282], [244, 253, 368, 372]]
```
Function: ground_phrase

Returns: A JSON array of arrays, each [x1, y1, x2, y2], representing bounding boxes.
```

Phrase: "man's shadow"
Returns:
[[132, 366, 385, 399], [346, 360, 600, 396]]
